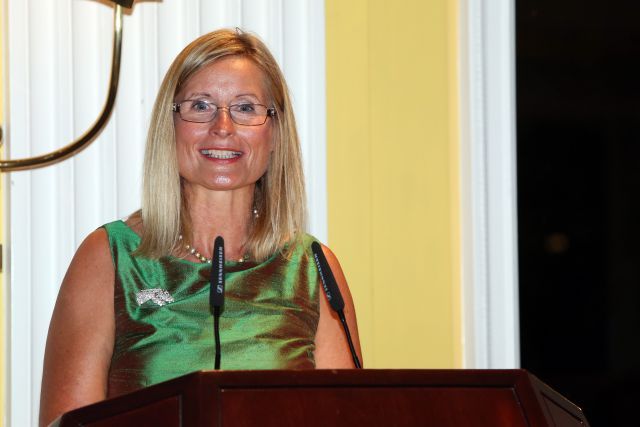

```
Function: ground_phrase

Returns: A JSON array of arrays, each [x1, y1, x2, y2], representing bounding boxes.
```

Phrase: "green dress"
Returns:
[[103, 220, 320, 398]]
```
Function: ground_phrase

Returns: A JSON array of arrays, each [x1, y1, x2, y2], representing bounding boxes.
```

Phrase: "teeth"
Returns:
[[200, 149, 242, 159]]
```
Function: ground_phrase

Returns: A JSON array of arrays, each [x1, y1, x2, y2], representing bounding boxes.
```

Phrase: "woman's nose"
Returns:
[[210, 108, 235, 135]]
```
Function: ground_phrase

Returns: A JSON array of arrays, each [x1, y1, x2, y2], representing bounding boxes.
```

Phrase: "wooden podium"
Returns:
[[56, 369, 590, 426]]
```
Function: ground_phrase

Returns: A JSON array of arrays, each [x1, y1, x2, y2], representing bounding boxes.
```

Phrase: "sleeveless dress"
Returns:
[[103, 220, 320, 398]]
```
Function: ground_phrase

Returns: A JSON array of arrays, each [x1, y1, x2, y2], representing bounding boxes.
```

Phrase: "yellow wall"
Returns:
[[326, 0, 461, 367]]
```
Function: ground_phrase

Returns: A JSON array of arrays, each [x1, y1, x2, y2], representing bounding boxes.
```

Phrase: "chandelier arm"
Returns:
[[0, 4, 124, 172]]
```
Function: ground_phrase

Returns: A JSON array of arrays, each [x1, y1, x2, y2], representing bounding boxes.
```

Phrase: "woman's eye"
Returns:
[[191, 101, 212, 112], [234, 103, 256, 113]]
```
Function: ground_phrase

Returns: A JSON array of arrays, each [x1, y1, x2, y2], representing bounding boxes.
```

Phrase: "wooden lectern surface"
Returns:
[[57, 369, 590, 427]]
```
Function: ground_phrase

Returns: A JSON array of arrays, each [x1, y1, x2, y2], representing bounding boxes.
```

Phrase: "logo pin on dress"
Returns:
[[135, 289, 175, 306]]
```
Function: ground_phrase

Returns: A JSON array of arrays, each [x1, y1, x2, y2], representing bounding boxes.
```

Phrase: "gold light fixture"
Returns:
[[0, 1, 132, 172]]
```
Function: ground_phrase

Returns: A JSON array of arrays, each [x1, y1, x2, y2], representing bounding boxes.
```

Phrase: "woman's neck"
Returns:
[[182, 184, 255, 261]]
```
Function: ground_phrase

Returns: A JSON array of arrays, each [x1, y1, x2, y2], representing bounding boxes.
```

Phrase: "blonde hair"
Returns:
[[137, 29, 306, 261]]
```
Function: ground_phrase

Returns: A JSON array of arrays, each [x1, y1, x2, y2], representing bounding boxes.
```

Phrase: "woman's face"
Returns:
[[174, 56, 274, 192]]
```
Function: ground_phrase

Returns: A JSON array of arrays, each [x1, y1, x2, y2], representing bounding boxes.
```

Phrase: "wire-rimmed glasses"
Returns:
[[172, 100, 276, 126]]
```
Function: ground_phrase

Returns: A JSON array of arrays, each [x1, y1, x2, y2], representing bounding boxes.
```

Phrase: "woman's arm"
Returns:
[[314, 244, 363, 368], [39, 229, 116, 427]]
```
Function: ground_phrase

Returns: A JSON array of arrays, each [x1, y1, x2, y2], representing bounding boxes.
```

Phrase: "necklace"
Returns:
[[178, 235, 248, 263], [178, 207, 257, 264]]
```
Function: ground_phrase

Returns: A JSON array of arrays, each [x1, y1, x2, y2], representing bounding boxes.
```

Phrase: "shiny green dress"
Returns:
[[103, 220, 320, 398]]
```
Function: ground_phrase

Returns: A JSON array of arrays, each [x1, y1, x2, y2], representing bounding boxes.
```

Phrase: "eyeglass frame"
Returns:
[[171, 100, 277, 126]]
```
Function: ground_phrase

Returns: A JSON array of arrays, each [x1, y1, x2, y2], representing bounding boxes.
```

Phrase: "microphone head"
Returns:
[[311, 241, 345, 312], [210, 236, 225, 309], [111, 0, 134, 8]]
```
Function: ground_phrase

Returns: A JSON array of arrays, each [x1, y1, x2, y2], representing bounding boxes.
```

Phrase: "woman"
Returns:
[[40, 29, 361, 426]]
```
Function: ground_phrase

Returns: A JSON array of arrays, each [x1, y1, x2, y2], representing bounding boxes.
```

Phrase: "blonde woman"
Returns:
[[40, 29, 361, 426]]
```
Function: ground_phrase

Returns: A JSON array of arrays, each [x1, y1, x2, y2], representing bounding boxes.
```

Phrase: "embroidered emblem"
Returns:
[[136, 289, 174, 306]]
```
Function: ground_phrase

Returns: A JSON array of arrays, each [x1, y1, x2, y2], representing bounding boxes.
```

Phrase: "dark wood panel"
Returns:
[[220, 387, 527, 427]]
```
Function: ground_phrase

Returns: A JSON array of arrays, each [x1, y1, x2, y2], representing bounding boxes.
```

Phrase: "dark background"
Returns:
[[517, 1, 640, 426]]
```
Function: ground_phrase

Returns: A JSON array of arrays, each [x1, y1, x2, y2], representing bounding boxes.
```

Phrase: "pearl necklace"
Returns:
[[178, 235, 248, 263]]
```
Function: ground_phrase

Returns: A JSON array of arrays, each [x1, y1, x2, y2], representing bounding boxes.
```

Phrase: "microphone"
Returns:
[[311, 242, 362, 368], [209, 236, 225, 369]]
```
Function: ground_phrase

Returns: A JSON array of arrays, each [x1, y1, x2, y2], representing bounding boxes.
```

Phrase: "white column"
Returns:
[[3, 1, 326, 424], [459, 0, 520, 368]]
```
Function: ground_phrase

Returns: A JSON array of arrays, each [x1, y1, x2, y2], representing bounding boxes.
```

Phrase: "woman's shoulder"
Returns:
[[295, 234, 344, 281], [101, 211, 142, 234], [101, 212, 143, 239], [123, 211, 144, 235], [296, 233, 333, 255], [285, 233, 320, 258], [79, 227, 111, 258], [299, 232, 319, 246], [97, 213, 145, 262], [63, 227, 115, 284]]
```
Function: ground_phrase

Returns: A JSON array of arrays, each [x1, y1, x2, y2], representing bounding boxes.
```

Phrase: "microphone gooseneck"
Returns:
[[311, 241, 362, 369], [209, 236, 225, 370]]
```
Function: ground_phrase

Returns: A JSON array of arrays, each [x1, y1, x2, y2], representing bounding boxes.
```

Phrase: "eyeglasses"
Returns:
[[172, 100, 276, 126]]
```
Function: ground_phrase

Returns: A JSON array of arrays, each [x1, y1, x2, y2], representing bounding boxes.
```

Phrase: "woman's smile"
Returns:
[[199, 148, 243, 160]]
